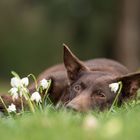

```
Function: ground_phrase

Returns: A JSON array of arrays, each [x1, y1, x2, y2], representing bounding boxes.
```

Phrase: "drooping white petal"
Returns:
[[31, 92, 42, 103], [109, 83, 119, 93], [19, 87, 29, 99], [12, 92, 18, 100], [21, 77, 29, 87], [40, 79, 49, 90], [9, 87, 19, 100], [11, 77, 21, 88], [9, 87, 18, 94], [7, 103, 16, 112]]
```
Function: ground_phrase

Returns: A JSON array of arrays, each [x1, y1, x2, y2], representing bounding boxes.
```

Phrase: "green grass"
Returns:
[[0, 81, 140, 140], [0, 101, 140, 140]]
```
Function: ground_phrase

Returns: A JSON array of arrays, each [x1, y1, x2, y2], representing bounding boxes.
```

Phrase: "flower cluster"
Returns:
[[9, 77, 29, 101], [0, 72, 52, 115]]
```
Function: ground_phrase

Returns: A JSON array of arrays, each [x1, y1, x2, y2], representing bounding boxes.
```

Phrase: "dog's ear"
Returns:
[[63, 44, 89, 83], [114, 72, 140, 100]]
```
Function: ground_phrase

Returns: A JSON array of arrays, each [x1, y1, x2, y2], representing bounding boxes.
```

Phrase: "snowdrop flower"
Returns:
[[40, 79, 49, 90], [21, 77, 29, 87], [31, 92, 42, 103], [10, 76, 29, 99], [11, 77, 21, 88], [109, 82, 120, 93], [9, 87, 19, 100], [19, 87, 29, 99], [11, 77, 29, 88], [83, 115, 99, 130], [7, 103, 16, 113]]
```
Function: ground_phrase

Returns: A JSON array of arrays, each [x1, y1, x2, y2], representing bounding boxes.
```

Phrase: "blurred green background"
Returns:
[[0, 0, 140, 81]]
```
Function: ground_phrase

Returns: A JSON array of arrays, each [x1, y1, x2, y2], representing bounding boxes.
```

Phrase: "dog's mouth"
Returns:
[[55, 99, 71, 109]]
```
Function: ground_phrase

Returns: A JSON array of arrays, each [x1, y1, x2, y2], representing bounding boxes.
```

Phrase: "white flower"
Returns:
[[7, 103, 16, 113], [21, 77, 29, 87], [9, 87, 19, 100], [31, 92, 42, 103], [11, 77, 21, 88], [109, 82, 119, 93], [40, 79, 49, 90], [9, 87, 18, 94], [19, 87, 29, 99], [10, 76, 29, 99], [83, 115, 99, 130], [11, 77, 29, 88]]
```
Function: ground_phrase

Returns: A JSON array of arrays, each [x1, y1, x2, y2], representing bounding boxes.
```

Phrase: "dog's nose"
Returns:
[[66, 103, 78, 111]]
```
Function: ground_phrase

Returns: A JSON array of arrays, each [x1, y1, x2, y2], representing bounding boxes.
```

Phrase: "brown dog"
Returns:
[[1, 44, 140, 112], [29, 44, 140, 112]]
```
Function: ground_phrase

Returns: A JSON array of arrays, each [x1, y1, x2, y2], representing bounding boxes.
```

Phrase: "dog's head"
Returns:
[[62, 44, 140, 112]]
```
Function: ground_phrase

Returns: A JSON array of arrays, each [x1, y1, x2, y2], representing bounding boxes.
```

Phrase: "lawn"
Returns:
[[0, 79, 140, 140], [0, 100, 140, 140]]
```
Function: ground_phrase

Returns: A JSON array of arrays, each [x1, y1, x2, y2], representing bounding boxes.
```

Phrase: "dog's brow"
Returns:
[[96, 75, 113, 83]]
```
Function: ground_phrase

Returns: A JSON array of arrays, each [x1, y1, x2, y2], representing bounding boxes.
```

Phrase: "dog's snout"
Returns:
[[66, 103, 78, 111], [66, 94, 91, 112]]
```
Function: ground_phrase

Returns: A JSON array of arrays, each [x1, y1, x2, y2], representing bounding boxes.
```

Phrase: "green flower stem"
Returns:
[[20, 97, 24, 113], [0, 96, 11, 116], [11, 71, 20, 79], [38, 102, 43, 112], [43, 80, 52, 102], [22, 92, 35, 113], [107, 81, 123, 116], [28, 74, 38, 91], [28, 99, 35, 113], [46, 95, 53, 105]]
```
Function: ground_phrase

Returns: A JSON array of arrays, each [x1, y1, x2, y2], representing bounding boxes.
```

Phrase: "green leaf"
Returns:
[[11, 71, 20, 79]]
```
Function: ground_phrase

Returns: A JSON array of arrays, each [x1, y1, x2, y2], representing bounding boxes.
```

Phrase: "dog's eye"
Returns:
[[73, 84, 81, 92], [96, 91, 106, 98]]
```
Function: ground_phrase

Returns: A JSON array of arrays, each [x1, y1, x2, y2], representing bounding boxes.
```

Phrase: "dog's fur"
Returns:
[[1, 44, 140, 112]]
